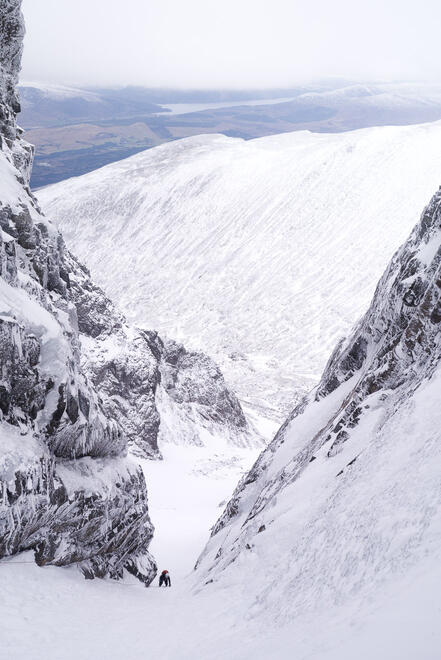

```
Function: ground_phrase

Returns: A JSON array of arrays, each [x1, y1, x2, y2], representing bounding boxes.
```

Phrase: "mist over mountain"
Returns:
[[19, 0, 441, 87]]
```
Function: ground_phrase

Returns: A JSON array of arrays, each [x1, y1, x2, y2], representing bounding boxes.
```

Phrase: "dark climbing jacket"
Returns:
[[159, 570, 171, 587]]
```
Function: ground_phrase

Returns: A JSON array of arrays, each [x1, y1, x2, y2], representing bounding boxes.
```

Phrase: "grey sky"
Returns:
[[20, 0, 441, 88]]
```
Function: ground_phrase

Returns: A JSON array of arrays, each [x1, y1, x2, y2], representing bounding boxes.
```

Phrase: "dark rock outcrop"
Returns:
[[162, 339, 248, 429], [81, 329, 260, 459], [81, 325, 162, 459], [157, 339, 257, 449]]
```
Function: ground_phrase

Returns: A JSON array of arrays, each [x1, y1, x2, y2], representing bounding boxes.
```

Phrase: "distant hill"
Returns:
[[19, 83, 165, 127], [19, 81, 441, 188]]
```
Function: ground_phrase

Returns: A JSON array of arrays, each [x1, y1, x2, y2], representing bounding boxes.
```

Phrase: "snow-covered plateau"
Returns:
[[39, 122, 441, 422]]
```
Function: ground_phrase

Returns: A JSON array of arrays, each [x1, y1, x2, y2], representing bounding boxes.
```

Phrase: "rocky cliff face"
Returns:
[[0, 0, 256, 581], [81, 322, 258, 460], [0, 0, 157, 583], [196, 187, 441, 613], [0, 2, 33, 187], [61, 250, 256, 461]]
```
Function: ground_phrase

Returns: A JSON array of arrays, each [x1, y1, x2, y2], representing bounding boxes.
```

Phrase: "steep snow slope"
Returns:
[[2, 358, 439, 658], [39, 124, 441, 422], [195, 186, 441, 651], [2, 541, 440, 660], [140, 442, 260, 579]]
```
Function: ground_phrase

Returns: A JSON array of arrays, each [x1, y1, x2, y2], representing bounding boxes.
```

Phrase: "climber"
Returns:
[[159, 569, 171, 587]]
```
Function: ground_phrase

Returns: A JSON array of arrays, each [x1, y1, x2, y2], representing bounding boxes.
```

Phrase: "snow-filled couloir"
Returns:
[[39, 124, 441, 423]]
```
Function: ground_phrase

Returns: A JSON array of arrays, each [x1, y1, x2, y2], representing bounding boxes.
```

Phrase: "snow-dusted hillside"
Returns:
[[17, 81, 163, 128], [39, 124, 441, 422], [296, 80, 441, 115]]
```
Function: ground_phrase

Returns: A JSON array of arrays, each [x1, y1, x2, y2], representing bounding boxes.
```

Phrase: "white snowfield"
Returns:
[[39, 121, 441, 423], [3, 390, 441, 660]]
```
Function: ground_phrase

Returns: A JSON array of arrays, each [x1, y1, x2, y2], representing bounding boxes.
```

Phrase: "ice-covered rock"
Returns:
[[158, 338, 253, 448], [0, 0, 256, 582], [0, 0, 157, 583], [81, 327, 259, 459]]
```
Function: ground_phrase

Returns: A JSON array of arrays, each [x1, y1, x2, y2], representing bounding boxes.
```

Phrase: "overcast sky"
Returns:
[[20, 0, 441, 89]]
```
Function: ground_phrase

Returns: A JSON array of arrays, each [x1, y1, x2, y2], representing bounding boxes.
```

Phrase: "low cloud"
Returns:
[[21, 0, 441, 88]]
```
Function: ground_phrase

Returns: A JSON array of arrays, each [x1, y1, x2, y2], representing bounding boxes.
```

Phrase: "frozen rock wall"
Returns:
[[0, 0, 157, 582], [0, 0, 256, 582]]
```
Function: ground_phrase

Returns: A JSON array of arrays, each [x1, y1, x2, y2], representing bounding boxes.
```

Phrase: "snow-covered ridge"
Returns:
[[39, 122, 441, 422], [195, 185, 441, 637]]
